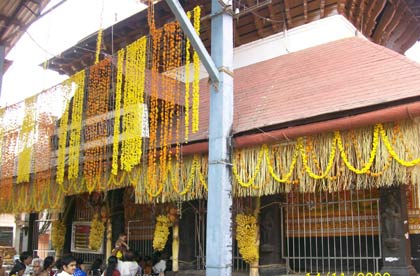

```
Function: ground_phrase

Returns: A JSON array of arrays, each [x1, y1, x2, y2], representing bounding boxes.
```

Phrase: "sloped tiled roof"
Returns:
[[190, 37, 420, 141]]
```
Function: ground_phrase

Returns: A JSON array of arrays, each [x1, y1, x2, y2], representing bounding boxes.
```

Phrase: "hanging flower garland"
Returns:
[[121, 36, 147, 172], [17, 96, 37, 183], [68, 71, 86, 180], [51, 220, 66, 252], [89, 214, 105, 250], [111, 48, 125, 175], [84, 58, 111, 193], [236, 214, 259, 264], [192, 6, 201, 133], [184, 11, 192, 142], [56, 80, 73, 185], [95, 0, 105, 64], [147, 28, 163, 197], [152, 215, 171, 251]]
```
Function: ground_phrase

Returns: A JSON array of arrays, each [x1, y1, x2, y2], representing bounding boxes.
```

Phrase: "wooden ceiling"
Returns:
[[0, 0, 52, 55], [47, 0, 420, 76]]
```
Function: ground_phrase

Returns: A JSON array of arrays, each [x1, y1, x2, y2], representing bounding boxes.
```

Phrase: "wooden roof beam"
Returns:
[[247, 0, 265, 38], [372, 2, 396, 44], [320, 0, 326, 18], [393, 19, 417, 47], [386, 14, 412, 49], [381, 0, 405, 44], [267, 3, 282, 32], [355, 0, 367, 31], [400, 27, 420, 52], [348, 0, 360, 23], [284, 0, 293, 28], [365, 0, 387, 37], [337, 0, 346, 14], [303, 0, 308, 23]]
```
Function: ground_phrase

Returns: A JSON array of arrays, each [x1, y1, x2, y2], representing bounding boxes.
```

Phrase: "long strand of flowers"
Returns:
[[192, 6, 201, 133], [95, 0, 105, 64], [184, 11, 191, 142], [84, 58, 111, 193], [111, 48, 125, 175], [17, 96, 37, 183], [121, 36, 147, 172], [56, 98, 70, 185], [68, 71, 86, 180], [147, 28, 163, 198]]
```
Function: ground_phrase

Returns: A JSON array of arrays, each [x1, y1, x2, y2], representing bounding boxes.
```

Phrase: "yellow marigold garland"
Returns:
[[121, 36, 147, 172], [56, 101, 70, 185], [336, 124, 379, 174], [153, 215, 171, 251], [185, 11, 191, 142], [111, 48, 125, 175], [379, 124, 420, 167], [299, 135, 337, 180], [95, 0, 104, 64], [192, 6, 201, 133], [89, 215, 105, 250], [51, 220, 66, 252], [17, 96, 37, 183], [68, 71, 86, 180], [236, 214, 259, 264]]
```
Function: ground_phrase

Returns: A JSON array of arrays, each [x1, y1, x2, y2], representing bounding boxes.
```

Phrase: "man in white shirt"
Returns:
[[117, 251, 140, 276], [57, 256, 76, 276]]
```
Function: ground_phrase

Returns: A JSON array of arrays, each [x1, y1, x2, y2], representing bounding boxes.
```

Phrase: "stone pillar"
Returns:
[[380, 185, 417, 276], [259, 195, 286, 276]]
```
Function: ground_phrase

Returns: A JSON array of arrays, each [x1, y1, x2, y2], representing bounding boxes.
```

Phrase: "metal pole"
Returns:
[[205, 0, 234, 275], [164, 0, 219, 84]]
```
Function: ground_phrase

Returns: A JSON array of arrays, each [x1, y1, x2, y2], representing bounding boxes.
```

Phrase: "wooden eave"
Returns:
[[46, 0, 420, 76]]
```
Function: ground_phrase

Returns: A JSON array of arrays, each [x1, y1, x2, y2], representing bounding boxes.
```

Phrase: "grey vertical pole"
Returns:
[[0, 45, 5, 99], [206, 0, 234, 275]]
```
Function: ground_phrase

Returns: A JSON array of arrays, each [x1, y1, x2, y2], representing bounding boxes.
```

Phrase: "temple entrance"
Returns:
[[282, 189, 382, 274]]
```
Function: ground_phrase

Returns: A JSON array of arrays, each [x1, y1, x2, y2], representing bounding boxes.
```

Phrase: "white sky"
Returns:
[[1, 2, 420, 107], [1, 0, 146, 107]]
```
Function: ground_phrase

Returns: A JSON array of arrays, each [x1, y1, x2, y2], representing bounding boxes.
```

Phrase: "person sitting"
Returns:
[[103, 257, 119, 276], [117, 251, 140, 276]]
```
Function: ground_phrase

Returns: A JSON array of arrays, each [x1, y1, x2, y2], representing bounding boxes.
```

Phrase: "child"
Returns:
[[112, 233, 129, 260]]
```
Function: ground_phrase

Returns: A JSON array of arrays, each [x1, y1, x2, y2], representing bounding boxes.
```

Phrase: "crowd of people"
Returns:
[[0, 234, 167, 276]]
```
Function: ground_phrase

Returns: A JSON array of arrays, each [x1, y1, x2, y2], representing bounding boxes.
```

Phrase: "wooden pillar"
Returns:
[[106, 218, 112, 260], [172, 222, 179, 272], [250, 198, 261, 276], [380, 185, 417, 276]]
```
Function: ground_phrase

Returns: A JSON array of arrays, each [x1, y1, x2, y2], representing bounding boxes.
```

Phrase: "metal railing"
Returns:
[[282, 189, 382, 274]]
